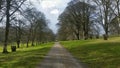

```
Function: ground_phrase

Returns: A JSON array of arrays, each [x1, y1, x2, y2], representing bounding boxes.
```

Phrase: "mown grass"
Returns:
[[61, 37, 120, 68], [0, 42, 54, 68]]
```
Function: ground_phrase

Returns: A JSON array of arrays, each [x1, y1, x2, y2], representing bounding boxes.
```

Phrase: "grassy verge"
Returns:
[[61, 37, 120, 68], [0, 42, 54, 68]]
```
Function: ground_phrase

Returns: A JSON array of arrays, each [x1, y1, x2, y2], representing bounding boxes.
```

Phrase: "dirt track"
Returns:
[[36, 42, 86, 68]]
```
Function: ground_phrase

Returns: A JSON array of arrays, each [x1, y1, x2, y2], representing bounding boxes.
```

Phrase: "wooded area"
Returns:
[[57, 0, 120, 41], [0, 0, 55, 53], [1, 0, 120, 53], [1, 0, 120, 68]]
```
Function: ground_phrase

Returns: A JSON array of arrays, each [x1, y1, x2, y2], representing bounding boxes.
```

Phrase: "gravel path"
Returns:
[[36, 42, 86, 68]]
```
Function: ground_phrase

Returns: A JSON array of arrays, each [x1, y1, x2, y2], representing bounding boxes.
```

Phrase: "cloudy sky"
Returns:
[[30, 0, 71, 33]]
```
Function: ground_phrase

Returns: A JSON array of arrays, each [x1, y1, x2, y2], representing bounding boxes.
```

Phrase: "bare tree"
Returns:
[[3, 0, 26, 53], [93, 0, 113, 40], [58, 1, 96, 40]]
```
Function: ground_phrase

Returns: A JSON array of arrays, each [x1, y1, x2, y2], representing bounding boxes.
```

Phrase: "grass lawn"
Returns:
[[0, 42, 54, 68], [61, 37, 120, 68]]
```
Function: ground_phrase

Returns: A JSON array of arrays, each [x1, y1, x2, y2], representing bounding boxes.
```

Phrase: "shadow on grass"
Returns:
[[62, 41, 120, 68], [0, 45, 53, 68]]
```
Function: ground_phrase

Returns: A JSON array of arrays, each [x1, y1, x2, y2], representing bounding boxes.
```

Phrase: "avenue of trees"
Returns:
[[0, 0, 55, 53], [57, 0, 120, 41], [1, 0, 120, 53]]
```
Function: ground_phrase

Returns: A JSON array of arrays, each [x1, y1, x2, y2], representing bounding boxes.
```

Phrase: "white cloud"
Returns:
[[40, 0, 68, 9], [41, 0, 56, 9], [29, 0, 71, 33], [50, 9, 60, 15]]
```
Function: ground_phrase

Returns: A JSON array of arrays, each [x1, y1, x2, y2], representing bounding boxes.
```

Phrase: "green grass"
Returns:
[[61, 37, 120, 68], [0, 42, 54, 68]]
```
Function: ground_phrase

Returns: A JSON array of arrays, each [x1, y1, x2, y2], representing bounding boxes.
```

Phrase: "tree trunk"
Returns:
[[17, 27, 21, 48], [104, 29, 108, 40], [3, 0, 11, 53], [83, 27, 88, 40], [103, 1, 109, 40], [16, 28, 21, 48], [26, 27, 32, 47], [17, 40, 20, 48], [31, 41, 34, 46], [3, 43, 8, 53], [31, 35, 35, 46], [96, 35, 99, 39], [104, 20, 108, 40], [26, 40, 29, 48], [76, 33, 80, 40], [84, 32, 88, 40], [31, 26, 37, 46], [0, 0, 2, 9]]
